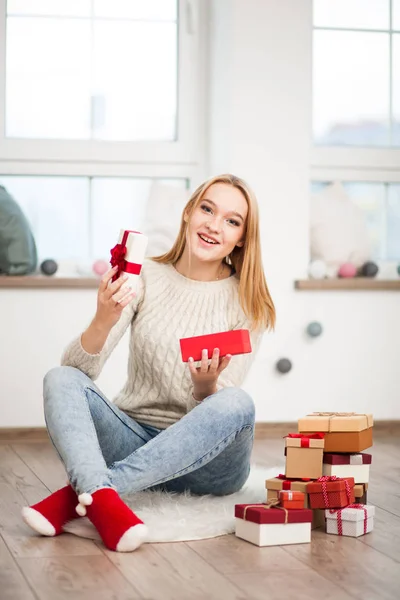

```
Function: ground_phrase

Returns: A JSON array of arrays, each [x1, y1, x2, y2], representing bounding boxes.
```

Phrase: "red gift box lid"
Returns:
[[235, 504, 313, 524], [307, 477, 355, 493], [323, 453, 372, 465], [180, 329, 251, 362]]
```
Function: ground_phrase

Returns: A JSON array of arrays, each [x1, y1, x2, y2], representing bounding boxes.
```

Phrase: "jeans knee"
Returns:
[[43, 366, 86, 407], [215, 387, 255, 427]]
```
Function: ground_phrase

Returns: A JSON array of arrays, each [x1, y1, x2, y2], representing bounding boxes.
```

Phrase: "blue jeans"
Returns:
[[43, 366, 255, 498]]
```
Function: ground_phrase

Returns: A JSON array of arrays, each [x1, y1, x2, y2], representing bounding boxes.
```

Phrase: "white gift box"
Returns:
[[111, 229, 148, 294], [322, 463, 370, 484], [325, 504, 375, 537], [235, 519, 311, 547]]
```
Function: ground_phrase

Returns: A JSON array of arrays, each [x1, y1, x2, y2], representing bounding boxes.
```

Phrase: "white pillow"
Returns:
[[310, 182, 371, 273]]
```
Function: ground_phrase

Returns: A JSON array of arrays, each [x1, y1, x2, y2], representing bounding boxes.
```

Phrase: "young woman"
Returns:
[[22, 174, 275, 553]]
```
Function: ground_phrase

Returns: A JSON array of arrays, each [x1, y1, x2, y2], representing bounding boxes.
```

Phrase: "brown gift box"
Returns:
[[312, 509, 326, 530], [298, 412, 373, 433], [354, 483, 368, 504], [285, 435, 324, 479], [300, 428, 373, 453]]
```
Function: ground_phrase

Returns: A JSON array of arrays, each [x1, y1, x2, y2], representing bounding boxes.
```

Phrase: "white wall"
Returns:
[[1, 0, 399, 427]]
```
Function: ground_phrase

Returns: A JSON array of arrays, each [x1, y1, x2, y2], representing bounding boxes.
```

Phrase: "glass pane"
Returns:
[[313, 30, 390, 146], [91, 178, 187, 259], [91, 21, 177, 141], [393, 0, 400, 30], [387, 185, 400, 260], [393, 35, 400, 146], [7, 0, 91, 17], [6, 17, 91, 139], [0, 176, 89, 261], [93, 0, 177, 21], [343, 182, 386, 260], [313, 0, 389, 30]]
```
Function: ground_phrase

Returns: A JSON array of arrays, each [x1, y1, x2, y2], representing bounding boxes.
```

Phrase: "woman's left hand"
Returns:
[[188, 348, 231, 401]]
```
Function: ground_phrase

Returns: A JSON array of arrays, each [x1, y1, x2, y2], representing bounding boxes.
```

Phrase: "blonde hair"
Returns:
[[152, 174, 276, 331]]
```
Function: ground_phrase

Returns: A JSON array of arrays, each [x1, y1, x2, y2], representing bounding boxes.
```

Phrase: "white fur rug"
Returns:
[[64, 465, 282, 543]]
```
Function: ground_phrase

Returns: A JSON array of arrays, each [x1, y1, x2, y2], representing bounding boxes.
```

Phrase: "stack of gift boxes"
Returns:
[[235, 412, 375, 547]]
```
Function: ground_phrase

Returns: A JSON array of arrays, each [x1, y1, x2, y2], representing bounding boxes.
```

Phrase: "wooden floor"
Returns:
[[1, 431, 399, 600]]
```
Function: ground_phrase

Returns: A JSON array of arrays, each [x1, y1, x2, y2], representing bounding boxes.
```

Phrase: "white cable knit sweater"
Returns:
[[61, 259, 264, 429]]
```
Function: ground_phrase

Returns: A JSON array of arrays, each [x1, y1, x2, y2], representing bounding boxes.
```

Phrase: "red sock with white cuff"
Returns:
[[76, 487, 148, 552], [22, 484, 80, 536]]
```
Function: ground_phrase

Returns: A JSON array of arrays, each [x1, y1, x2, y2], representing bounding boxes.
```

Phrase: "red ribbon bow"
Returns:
[[110, 243, 127, 277], [287, 432, 325, 448], [109, 230, 143, 281]]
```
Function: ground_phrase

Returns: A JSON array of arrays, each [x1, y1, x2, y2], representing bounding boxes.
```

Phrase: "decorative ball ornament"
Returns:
[[359, 261, 379, 278], [276, 358, 292, 374], [40, 259, 58, 276], [306, 321, 323, 337], [338, 263, 357, 278], [92, 259, 109, 277], [308, 260, 327, 280]]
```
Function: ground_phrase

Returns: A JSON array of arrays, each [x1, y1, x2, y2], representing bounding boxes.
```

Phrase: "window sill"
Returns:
[[294, 279, 400, 291], [0, 276, 99, 288]]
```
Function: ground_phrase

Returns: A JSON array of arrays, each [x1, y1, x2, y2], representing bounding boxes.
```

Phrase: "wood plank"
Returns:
[[106, 542, 245, 600], [188, 533, 306, 573], [282, 528, 400, 599], [0, 276, 98, 288], [13, 442, 67, 492], [294, 279, 400, 291], [0, 445, 101, 559], [17, 555, 141, 600], [0, 535, 35, 600], [226, 570, 356, 600]]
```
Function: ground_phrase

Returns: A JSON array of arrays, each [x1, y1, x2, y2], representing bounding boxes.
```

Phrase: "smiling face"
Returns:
[[185, 183, 248, 263]]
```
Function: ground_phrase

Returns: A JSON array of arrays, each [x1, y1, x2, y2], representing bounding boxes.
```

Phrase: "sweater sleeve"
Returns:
[[186, 320, 265, 412], [61, 280, 144, 380]]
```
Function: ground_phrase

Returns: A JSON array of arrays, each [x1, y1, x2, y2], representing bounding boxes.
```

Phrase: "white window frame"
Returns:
[[0, 0, 206, 180], [311, 0, 400, 184]]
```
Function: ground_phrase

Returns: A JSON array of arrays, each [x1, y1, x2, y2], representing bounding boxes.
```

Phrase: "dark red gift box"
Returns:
[[323, 453, 372, 465], [235, 504, 313, 524], [180, 329, 251, 362]]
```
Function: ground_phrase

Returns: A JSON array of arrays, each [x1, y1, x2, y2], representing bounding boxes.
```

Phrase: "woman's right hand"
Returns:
[[93, 265, 136, 331]]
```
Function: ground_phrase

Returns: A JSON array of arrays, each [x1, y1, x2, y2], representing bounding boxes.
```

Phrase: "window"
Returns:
[[5, 0, 178, 142], [0, 1, 203, 268], [0, 175, 188, 263], [313, 0, 398, 147], [312, 1, 400, 262]]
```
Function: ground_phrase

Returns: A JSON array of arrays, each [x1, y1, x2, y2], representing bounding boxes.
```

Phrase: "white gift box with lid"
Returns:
[[322, 453, 371, 484], [110, 229, 148, 294], [325, 504, 375, 537]]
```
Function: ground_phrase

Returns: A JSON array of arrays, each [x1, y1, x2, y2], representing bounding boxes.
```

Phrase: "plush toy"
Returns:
[[310, 182, 371, 274], [0, 185, 37, 275]]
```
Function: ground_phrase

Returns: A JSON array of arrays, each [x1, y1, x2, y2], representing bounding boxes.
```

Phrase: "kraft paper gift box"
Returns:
[[284, 433, 325, 479], [298, 412, 373, 453], [235, 503, 313, 547], [110, 229, 148, 293], [266, 477, 309, 508], [312, 509, 326, 530], [323, 453, 371, 483], [354, 483, 368, 504], [325, 504, 375, 537], [307, 476, 355, 509], [279, 491, 305, 510]]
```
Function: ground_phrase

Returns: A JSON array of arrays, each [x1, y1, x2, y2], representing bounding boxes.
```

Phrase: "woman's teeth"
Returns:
[[199, 234, 218, 244]]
